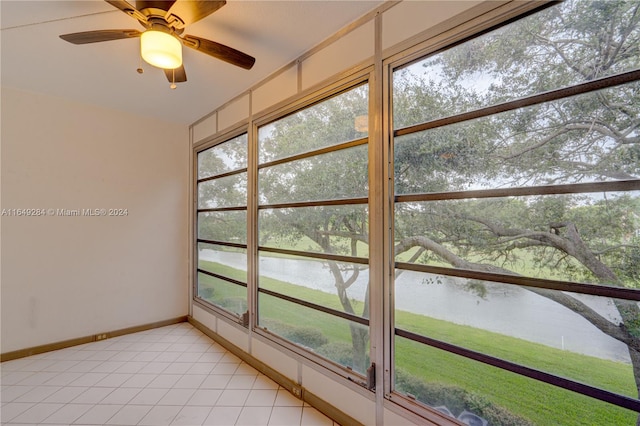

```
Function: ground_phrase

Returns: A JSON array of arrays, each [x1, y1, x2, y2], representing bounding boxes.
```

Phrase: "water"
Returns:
[[200, 249, 631, 363]]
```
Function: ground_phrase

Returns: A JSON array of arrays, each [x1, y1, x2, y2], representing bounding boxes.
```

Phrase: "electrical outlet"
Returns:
[[291, 385, 302, 399], [96, 334, 107, 340]]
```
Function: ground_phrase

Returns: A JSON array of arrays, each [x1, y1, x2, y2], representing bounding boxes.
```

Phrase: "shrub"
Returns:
[[260, 319, 327, 349], [198, 287, 215, 299], [395, 369, 534, 426], [316, 341, 356, 366], [260, 318, 296, 337], [287, 327, 329, 349], [217, 297, 247, 312]]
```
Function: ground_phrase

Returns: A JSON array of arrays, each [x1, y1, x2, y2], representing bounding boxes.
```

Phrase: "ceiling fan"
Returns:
[[60, 0, 255, 87]]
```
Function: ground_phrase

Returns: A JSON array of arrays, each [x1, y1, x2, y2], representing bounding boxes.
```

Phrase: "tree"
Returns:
[[257, 0, 640, 422], [258, 86, 371, 373], [198, 135, 248, 246], [392, 0, 640, 418]]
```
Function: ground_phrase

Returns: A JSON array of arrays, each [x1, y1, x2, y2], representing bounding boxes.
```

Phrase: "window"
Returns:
[[196, 133, 249, 317], [192, 1, 640, 423], [391, 1, 640, 424], [256, 83, 371, 375]]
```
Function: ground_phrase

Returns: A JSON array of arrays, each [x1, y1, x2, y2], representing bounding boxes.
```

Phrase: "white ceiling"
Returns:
[[1, 0, 382, 125]]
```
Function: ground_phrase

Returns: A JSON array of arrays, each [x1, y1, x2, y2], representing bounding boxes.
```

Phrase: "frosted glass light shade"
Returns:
[[140, 31, 182, 69]]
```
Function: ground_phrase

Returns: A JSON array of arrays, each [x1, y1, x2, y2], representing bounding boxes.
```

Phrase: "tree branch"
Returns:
[[395, 234, 640, 351]]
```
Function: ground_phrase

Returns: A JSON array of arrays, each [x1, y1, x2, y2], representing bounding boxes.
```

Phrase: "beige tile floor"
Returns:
[[1, 322, 340, 425]]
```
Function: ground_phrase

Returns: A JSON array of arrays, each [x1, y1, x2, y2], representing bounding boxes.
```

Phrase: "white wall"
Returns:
[[1, 87, 189, 353]]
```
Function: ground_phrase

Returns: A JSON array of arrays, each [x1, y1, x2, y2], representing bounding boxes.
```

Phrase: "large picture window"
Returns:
[[391, 1, 640, 424], [192, 1, 640, 424], [196, 133, 249, 318], [256, 83, 371, 375]]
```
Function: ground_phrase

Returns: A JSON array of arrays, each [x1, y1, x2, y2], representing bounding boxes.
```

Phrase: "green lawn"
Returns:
[[197, 259, 638, 425]]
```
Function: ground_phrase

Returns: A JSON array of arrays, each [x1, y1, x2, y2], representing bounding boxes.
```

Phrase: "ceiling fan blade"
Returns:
[[60, 29, 142, 44], [164, 65, 187, 83], [105, 0, 148, 23], [166, 0, 226, 27], [182, 34, 255, 70]]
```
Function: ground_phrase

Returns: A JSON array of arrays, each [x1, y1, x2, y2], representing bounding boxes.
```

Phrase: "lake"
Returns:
[[200, 249, 631, 363]]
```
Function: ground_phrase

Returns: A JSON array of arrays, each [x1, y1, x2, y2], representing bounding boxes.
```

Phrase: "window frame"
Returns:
[[189, 0, 640, 423], [384, 0, 640, 419], [250, 68, 375, 383], [193, 125, 251, 325]]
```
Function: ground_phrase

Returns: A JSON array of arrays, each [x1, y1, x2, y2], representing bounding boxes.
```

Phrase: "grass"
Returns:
[[197, 259, 638, 425], [396, 339, 636, 425]]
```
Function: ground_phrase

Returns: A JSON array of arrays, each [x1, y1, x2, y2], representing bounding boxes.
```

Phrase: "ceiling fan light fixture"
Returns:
[[140, 30, 182, 69]]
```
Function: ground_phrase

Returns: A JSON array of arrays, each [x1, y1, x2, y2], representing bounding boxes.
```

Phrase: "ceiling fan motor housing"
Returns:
[[138, 9, 185, 33]]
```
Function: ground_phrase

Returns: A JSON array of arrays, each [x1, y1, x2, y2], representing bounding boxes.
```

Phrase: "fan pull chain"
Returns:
[[170, 69, 177, 90], [137, 54, 144, 74]]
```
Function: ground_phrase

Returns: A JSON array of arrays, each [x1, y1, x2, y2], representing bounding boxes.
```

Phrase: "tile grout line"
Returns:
[[1, 323, 336, 426]]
